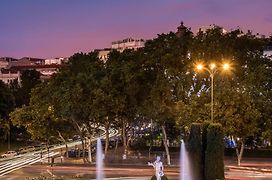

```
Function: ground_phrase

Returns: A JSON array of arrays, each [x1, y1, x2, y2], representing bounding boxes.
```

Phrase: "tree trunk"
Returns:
[[65, 143, 69, 158], [115, 138, 119, 151], [57, 131, 69, 158], [81, 138, 87, 163], [7, 125, 10, 150], [161, 125, 171, 165], [122, 122, 128, 154], [88, 137, 93, 163], [71, 120, 86, 163], [105, 121, 110, 154], [236, 140, 245, 166]]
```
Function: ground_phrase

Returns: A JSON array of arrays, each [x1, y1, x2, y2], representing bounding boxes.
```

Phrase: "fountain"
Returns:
[[180, 140, 192, 180], [96, 137, 104, 180]]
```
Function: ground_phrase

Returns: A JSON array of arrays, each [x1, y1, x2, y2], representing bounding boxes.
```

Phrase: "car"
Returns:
[[100, 139, 115, 149], [64, 149, 88, 158], [18, 148, 28, 154], [1, 151, 17, 158], [40, 142, 46, 146], [34, 145, 42, 150], [26, 146, 36, 152], [73, 135, 81, 141]]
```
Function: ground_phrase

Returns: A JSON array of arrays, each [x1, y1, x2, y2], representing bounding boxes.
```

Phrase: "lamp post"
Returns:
[[196, 63, 230, 122]]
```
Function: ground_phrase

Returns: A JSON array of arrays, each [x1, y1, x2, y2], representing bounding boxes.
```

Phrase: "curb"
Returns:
[[226, 165, 272, 174]]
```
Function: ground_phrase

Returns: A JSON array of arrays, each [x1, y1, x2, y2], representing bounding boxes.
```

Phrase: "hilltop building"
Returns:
[[45, 57, 69, 65], [0, 57, 67, 85], [264, 46, 272, 59], [0, 57, 17, 68], [176, 22, 188, 37], [95, 48, 111, 62], [198, 24, 228, 34], [111, 38, 145, 52], [95, 38, 145, 62]]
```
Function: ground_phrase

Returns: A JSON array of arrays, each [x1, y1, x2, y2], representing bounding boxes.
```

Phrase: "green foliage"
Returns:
[[176, 26, 271, 150], [0, 81, 15, 119], [7, 24, 272, 161], [16, 69, 41, 107], [201, 121, 210, 177], [0, 81, 15, 140], [188, 123, 203, 179], [205, 123, 224, 180], [142, 32, 193, 123]]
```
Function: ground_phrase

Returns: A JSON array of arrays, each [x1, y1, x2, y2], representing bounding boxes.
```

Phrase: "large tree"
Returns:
[[176, 27, 272, 165], [141, 29, 193, 165]]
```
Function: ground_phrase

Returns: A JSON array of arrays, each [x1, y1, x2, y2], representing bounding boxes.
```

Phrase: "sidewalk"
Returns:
[[226, 165, 272, 174]]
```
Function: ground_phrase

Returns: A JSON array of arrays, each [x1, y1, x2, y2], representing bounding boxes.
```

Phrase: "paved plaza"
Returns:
[[1, 157, 272, 180]]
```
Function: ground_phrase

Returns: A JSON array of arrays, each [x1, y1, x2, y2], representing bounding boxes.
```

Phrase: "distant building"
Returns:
[[6, 57, 45, 68], [111, 37, 145, 52], [264, 46, 272, 59], [0, 69, 20, 84], [45, 57, 68, 65], [198, 24, 228, 34], [95, 48, 112, 62], [0, 57, 17, 68], [176, 22, 188, 37], [0, 56, 66, 85], [95, 38, 145, 62], [10, 64, 62, 76], [0, 59, 9, 69]]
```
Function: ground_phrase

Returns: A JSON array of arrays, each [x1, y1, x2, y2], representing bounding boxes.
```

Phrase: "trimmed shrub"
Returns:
[[202, 121, 211, 156], [205, 123, 225, 180], [188, 123, 203, 179], [202, 121, 211, 179]]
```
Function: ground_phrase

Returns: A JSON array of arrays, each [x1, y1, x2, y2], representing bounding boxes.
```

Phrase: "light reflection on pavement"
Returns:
[[0, 128, 118, 178]]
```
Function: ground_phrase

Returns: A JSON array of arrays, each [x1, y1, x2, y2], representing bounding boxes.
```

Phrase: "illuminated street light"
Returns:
[[196, 64, 203, 70], [210, 63, 216, 69], [223, 63, 230, 70], [195, 62, 230, 122]]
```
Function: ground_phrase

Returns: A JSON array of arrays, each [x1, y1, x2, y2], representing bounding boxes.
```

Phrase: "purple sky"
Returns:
[[1, 0, 272, 58]]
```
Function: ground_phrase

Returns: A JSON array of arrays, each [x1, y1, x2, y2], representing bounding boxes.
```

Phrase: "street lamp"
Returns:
[[195, 62, 230, 122]]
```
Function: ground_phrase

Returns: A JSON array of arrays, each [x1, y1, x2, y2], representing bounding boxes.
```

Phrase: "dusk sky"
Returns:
[[1, 0, 272, 58]]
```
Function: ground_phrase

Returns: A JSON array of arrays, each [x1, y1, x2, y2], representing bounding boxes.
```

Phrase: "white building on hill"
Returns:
[[264, 46, 272, 59], [111, 38, 145, 52]]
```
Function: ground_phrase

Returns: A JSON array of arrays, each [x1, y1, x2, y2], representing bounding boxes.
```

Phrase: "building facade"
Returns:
[[111, 38, 145, 52], [96, 48, 111, 62], [45, 57, 68, 65], [264, 46, 272, 59], [0, 56, 67, 85], [0, 69, 20, 84], [95, 38, 146, 62]]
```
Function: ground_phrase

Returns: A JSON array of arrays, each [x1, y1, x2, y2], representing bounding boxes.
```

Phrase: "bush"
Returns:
[[188, 123, 203, 179], [202, 121, 210, 156], [205, 123, 224, 180], [201, 121, 210, 179]]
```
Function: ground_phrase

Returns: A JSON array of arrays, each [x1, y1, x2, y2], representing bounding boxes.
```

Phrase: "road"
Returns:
[[0, 127, 118, 177]]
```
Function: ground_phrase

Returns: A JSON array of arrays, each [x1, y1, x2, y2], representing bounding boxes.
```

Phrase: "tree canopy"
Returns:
[[8, 24, 272, 165]]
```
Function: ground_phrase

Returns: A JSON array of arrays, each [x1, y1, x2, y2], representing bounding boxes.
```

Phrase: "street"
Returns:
[[0, 128, 118, 177]]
